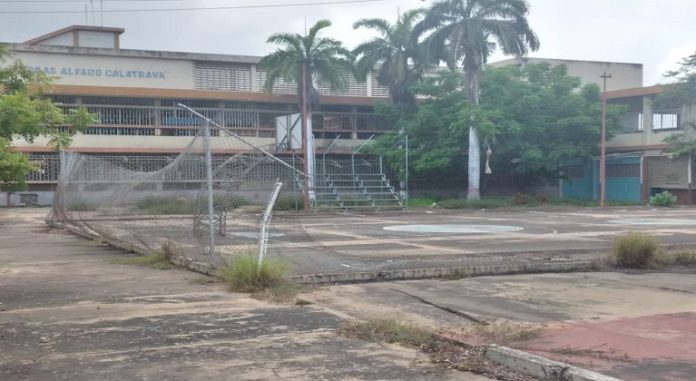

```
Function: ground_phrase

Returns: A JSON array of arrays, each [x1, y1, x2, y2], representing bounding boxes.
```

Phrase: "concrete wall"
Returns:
[[491, 57, 643, 91], [608, 98, 696, 149], [1, 191, 55, 207], [78, 30, 117, 49]]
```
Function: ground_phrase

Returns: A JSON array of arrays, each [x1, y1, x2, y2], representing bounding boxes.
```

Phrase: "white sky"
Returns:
[[0, 0, 695, 85]]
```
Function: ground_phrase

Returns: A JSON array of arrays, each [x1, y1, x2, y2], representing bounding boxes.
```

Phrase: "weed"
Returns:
[[649, 191, 677, 207], [219, 254, 288, 293], [674, 251, 696, 266], [440, 269, 471, 280], [339, 319, 436, 349], [611, 232, 660, 269]]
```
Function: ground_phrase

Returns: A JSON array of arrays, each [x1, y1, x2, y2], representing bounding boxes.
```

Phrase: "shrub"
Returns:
[[512, 192, 528, 205], [612, 232, 659, 268], [408, 197, 438, 207], [273, 196, 303, 211], [219, 254, 288, 292], [649, 191, 677, 207], [674, 251, 696, 266]]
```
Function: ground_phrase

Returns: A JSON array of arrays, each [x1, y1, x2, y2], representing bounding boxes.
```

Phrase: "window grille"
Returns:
[[255, 70, 297, 95], [653, 111, 679, 130], [315, 73, 367, 96], [607, 163, 640, 177], [194, 62, 253, 92]]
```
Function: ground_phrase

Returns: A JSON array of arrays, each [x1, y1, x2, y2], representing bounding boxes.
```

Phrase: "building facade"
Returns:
[[3, 25, 394, 206], [561, 86, 696, 204]]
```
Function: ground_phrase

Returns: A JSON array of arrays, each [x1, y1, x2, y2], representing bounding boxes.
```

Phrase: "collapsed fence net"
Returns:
[[50, 106, 533, 279]]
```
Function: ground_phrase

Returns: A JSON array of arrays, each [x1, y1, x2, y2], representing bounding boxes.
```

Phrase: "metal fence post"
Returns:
[[204, 121, 216, 263]]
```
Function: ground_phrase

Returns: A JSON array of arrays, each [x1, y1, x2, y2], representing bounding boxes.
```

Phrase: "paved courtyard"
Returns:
[[0, 208, 487, 381]]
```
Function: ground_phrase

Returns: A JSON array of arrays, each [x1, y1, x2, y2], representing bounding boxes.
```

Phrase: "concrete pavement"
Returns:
[[0, 208, 489, 381], [307, 272, 696, 381]]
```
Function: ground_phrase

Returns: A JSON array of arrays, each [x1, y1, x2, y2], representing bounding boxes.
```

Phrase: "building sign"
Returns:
[[28, 65, 167, 80]]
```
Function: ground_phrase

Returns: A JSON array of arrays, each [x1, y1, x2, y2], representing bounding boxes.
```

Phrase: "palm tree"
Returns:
[[260, 20, 353, 210], [352, 9, 425, 107], [417, 0, 539, 200], [260, 20, 353, 109]]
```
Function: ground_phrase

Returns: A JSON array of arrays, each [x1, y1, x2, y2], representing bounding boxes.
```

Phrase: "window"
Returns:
[[619, 112, 643, 132], [653, 112, 679, 130]]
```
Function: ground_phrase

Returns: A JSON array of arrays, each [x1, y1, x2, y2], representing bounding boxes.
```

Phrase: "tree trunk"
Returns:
[[466, 68, 481, 200]]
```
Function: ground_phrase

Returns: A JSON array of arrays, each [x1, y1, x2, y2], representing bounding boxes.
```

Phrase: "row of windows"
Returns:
[[619, 111, 680, 132], [193, 62, 390, 97]]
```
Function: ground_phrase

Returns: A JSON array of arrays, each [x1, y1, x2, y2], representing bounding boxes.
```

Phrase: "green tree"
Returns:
[[482, 63, 622, 179], [416, 0, 539, 200], [0, 138, 35, 205], [657, 52, 696, 158], [372, 64, 621, 191], [0, 46, 95, 205], [353, 9, 426, 107], [260, 20, 353, 108]]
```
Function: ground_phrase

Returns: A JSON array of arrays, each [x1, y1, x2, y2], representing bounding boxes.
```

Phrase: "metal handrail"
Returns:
[[322, 135, 341, 176], [351, 134, 375, 177]]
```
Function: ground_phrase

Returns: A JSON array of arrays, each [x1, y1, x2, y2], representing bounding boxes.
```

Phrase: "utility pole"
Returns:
[[600, 72, 612, 207]]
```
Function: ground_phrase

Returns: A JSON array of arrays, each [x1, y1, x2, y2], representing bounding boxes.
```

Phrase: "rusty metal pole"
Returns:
[[600, 72, 611, 207]]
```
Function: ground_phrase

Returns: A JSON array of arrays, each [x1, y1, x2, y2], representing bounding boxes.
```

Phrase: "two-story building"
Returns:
[[3, 25, 393, 206]]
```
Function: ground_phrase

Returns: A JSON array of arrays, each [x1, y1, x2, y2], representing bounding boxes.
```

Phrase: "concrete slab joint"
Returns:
[[484, 344, 623, 381]]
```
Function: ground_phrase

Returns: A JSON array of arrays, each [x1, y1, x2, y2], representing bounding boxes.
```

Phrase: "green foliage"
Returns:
[[273, 195, 303, 211], [0, 47, 96, 191], [0, 138, 35, 194], [659, 52, 696, 158], [649, 191, 677, 207], [437, 197, 513, 209], [260, 20, 353, 106], [339, 319, 435, 348], [353, 9, 426, 106], [612, 232, 659, 269], [219, 254, 288, 293], [407, 197, 438, 207], [373, 65, 621, 183], [134, 196, 195, 215]]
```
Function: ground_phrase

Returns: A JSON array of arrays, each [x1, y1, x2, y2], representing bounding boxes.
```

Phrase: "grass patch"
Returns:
[[219, 254, 288, 293], [407, 197, 438, 207], [432, 195, 640, 209], [339, 319, 436, 349], [437, 197, 513, 209], [67, 202, 98, 211], [134, 196, 195, 215], [674, 251, 696, 266], [611, 232, 662, 269]]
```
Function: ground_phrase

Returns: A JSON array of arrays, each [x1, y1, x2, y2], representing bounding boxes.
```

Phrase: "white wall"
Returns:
[[12, 51, 195, 89], [78, 31, 116, 49]]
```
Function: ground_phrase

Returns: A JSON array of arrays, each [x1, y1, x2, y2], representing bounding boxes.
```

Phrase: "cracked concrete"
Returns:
[[0, 208, 489, 381]]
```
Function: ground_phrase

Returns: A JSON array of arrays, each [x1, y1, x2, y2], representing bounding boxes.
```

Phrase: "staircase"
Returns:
[[312, 172, 403, 211]]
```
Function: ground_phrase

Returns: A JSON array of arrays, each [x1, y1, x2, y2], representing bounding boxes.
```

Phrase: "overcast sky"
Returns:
[[1, 0, 695, 85]]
